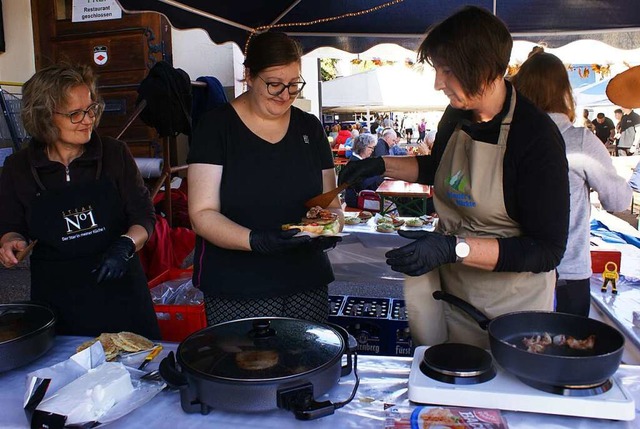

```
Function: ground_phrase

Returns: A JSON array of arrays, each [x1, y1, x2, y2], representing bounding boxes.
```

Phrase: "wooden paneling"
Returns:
[[30, 0, 172, 159]]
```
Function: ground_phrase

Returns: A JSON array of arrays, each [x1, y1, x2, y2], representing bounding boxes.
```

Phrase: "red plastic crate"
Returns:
[[590, 249, 622, 273], [147, 268, 206, 342]]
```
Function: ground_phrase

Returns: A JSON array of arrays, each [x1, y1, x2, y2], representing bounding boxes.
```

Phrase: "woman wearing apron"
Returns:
[[0, 63, 160, 339], [338, 6, 570, 348]]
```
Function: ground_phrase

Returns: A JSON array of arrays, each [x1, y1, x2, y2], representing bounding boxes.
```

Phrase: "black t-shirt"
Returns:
[[415, 82, 569, 273], [592, 117, 615, 143], [186, 104, 335, 299], [620, 111, 640, 132]]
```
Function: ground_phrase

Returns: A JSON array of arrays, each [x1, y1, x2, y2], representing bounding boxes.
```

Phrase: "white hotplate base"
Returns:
[[408, 346, 635, 421]]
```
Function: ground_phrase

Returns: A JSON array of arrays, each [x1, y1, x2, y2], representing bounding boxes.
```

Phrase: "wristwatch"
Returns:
[[455, 236, 470, 262]]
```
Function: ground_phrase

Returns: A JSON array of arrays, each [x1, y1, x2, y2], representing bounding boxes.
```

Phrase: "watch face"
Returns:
[[456, 241, 471, 259]]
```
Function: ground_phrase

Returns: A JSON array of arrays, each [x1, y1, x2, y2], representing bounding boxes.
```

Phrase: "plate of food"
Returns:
[[282, 206, 341, 237]]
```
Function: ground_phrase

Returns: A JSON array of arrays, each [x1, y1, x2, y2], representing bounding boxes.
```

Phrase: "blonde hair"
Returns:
[[21, 62, 102, 144], [510, 48, 576, 122]]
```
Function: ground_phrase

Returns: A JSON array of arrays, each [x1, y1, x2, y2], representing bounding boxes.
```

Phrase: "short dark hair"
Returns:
[[597, 112, 605, 119], [614, 108, 623, 115], [417, 6, 512, 97], [243, 32, 303, 76]]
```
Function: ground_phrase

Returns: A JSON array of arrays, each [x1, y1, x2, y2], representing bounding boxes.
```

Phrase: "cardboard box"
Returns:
[[328, 295, 414, 357]]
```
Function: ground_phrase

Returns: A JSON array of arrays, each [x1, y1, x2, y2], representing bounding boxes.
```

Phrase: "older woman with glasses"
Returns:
[[0, 63, 160, 339], [344, 133, 384, 209], [187, 32, 342, 325]]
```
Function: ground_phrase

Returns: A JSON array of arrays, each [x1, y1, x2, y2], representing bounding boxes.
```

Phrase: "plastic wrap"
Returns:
[[150, 276, 203, 306]]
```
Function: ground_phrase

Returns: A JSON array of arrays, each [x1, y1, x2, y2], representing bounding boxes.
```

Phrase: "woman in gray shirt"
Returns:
[[512, 49, 632, 316]]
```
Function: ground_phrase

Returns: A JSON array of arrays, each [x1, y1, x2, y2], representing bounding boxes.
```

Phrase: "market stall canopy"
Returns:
[[574, 78, 614, 108], [116, 0, 640, 53], [321, 65, 449, 112]]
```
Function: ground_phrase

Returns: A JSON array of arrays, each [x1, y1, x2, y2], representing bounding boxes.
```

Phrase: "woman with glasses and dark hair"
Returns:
[[344, 133, 383, 209], [187, 31, 342, 325], [0, 63, 160, 339], [338, 6, 570, 348]]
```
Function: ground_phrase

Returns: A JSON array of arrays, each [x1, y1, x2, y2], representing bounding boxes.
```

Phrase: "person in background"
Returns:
[[334, 123, 352, 148], [344, 133, 384, 208], [417, 118, 427, 143], [373, 128, 407, 157], [338, 6, 569, 348], [617, 107, 640, 155], [187, 32, 342, 326], [511, 49, 632, 317], [344, 128, 359, 158], [592, 112, 616, 145], [0, 63, 160, 338], [329, 123, 340, 141], [582, 108, 596, 133]]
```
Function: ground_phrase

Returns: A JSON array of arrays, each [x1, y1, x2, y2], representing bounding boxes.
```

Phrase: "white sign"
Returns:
[[72, 0, 122, 23]]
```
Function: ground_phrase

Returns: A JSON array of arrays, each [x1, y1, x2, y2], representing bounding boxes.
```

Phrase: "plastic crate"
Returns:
[[328, 295, 414, 357], [590, 248, 622, 273], [147, 268, 206, 342]]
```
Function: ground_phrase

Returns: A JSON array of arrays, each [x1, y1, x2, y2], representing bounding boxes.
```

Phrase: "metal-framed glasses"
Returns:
[[257, 75, 306, 96], [54, 102, 103, 124]]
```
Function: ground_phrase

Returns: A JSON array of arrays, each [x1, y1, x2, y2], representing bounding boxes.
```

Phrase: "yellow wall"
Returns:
[[0, 0, 35, 93]]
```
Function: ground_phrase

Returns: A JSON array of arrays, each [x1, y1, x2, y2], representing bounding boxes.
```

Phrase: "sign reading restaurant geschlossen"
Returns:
[[72, 0, 122, 23]]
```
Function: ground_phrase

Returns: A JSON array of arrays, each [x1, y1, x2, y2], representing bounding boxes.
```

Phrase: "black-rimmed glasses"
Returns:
[[54, 102, 103, 124], [256, 75, 306, 96]]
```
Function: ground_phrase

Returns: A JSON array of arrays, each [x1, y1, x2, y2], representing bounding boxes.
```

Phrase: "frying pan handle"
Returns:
[[159, 351, 188, 389], [432, 291, 491, 330]]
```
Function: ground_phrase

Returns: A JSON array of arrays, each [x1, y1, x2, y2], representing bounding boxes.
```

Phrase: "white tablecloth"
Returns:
[[1, 337, 640, 428]]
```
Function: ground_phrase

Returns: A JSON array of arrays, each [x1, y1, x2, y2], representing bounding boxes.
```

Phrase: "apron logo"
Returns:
[[63, 207, 98, 234], [61, 206, 106, 242], [445, 170, 476, 208]]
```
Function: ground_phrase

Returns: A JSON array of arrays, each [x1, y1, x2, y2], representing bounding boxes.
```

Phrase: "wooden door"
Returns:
[[30, 0, 172, 158]]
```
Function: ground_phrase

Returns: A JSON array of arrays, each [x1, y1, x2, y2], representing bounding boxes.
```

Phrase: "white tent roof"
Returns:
[[321, 65, 450, 112]]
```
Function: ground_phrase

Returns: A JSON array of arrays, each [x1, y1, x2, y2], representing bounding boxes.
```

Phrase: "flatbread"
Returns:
[[97, 333, 120, 360], [75, 338, 98, 353], [75, 331, 153, 361], [113, 331, 154, 353], [235, 350, 279, 371]]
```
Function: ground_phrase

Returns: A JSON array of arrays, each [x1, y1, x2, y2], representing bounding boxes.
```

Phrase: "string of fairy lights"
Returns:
[[244, 0, 405, 56]]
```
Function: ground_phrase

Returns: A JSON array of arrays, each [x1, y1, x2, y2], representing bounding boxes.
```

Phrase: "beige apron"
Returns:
[[409, 89, 555, 349]]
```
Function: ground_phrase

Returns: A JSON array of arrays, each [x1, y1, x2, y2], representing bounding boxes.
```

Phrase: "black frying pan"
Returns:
[[433, 291, 625, 387]]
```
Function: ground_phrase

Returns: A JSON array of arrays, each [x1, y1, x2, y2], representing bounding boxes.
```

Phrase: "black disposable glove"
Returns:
[[337, 157, 385, 186], [249, 229, 312, 255], [306, 235, 342, 252], [94, 236, 136, 283], [385, 230, 456, 276]]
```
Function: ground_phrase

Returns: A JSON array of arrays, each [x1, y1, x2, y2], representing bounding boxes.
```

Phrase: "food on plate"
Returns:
[[358, 211, 373, 220], [390, 217, 405, 227], [36, 362, 134, 424], [76, 331, 154, 361], [344, 216, 362, 225], [112, 331, 155, 353], [235, 349, 279, 370], [522, 332, 596, 353], [282, 205, 340, 235], [375, 215, 393, 224], [405, 218, 425, 227], [376, 223, 395, 233]]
